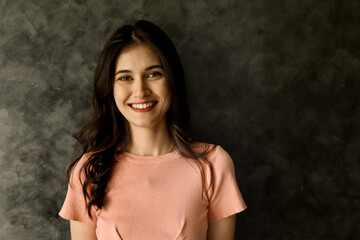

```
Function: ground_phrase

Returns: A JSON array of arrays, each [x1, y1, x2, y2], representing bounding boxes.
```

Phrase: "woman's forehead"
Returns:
[[115, 44, 162, 71]]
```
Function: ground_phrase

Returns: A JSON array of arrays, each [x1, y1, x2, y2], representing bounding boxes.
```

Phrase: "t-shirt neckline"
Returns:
[[117, 150, 181, 163]]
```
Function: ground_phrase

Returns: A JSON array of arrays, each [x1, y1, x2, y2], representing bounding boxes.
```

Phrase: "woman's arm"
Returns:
[[70, 220, 97, 240], [207, 214, 237, 240]]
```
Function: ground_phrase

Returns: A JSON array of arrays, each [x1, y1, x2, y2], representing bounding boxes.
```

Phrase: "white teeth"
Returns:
[[131, 102, 155, 109]]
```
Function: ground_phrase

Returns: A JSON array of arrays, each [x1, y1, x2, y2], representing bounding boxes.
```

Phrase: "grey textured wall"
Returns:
[[0, 0, 359, 239]]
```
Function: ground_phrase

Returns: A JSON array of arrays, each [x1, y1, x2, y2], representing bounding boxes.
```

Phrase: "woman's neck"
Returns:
[[127, 120, 173, 156]]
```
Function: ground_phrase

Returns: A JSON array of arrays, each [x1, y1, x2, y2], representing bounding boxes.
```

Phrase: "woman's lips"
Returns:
[[128, 101, 158, 112]]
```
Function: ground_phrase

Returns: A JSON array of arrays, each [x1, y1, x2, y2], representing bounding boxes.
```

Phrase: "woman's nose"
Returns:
[[133, 78, 150, 98]]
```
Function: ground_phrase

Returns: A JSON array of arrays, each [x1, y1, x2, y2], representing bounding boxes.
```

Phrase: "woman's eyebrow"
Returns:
[[115, 69, 132, 76], [145, 65, 164, 71], [115, 65, 164, 76]]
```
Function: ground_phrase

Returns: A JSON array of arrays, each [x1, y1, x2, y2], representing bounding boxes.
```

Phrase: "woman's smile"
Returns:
[[128, 101, 158, 112]]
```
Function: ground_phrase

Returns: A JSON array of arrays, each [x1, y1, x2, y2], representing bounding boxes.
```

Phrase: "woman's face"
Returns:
[[113, 44, 171, 129]]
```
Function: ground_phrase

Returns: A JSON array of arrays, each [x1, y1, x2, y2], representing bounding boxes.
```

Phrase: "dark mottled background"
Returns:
[[0, 0, 359, 239]]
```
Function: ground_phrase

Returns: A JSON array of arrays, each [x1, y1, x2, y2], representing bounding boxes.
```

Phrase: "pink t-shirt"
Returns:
[[59, 145, 246, 239]]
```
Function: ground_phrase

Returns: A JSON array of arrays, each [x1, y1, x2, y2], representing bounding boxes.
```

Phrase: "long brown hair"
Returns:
[[66, 20, 215, 218]]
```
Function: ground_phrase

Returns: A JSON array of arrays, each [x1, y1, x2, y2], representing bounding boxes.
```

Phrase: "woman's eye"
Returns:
[[118, 76, 132, 81], [147, 72, 162, 79]]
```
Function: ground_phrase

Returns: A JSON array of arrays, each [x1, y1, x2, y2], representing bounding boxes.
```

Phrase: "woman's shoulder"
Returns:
[[69, 152, 93, 179], [191, 142, 230, 160], [73, 152, 92, 168]]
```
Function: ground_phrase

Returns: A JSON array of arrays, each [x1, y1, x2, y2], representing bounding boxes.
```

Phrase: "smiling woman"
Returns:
[[59, 20, 246, 240]]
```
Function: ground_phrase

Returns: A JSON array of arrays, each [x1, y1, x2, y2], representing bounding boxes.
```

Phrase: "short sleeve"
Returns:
[[207, 146, 247, 223], [59, 154, 98, 226]]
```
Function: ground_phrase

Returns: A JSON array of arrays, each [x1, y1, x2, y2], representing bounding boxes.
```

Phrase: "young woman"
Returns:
[[59, 20, 246, 240]]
